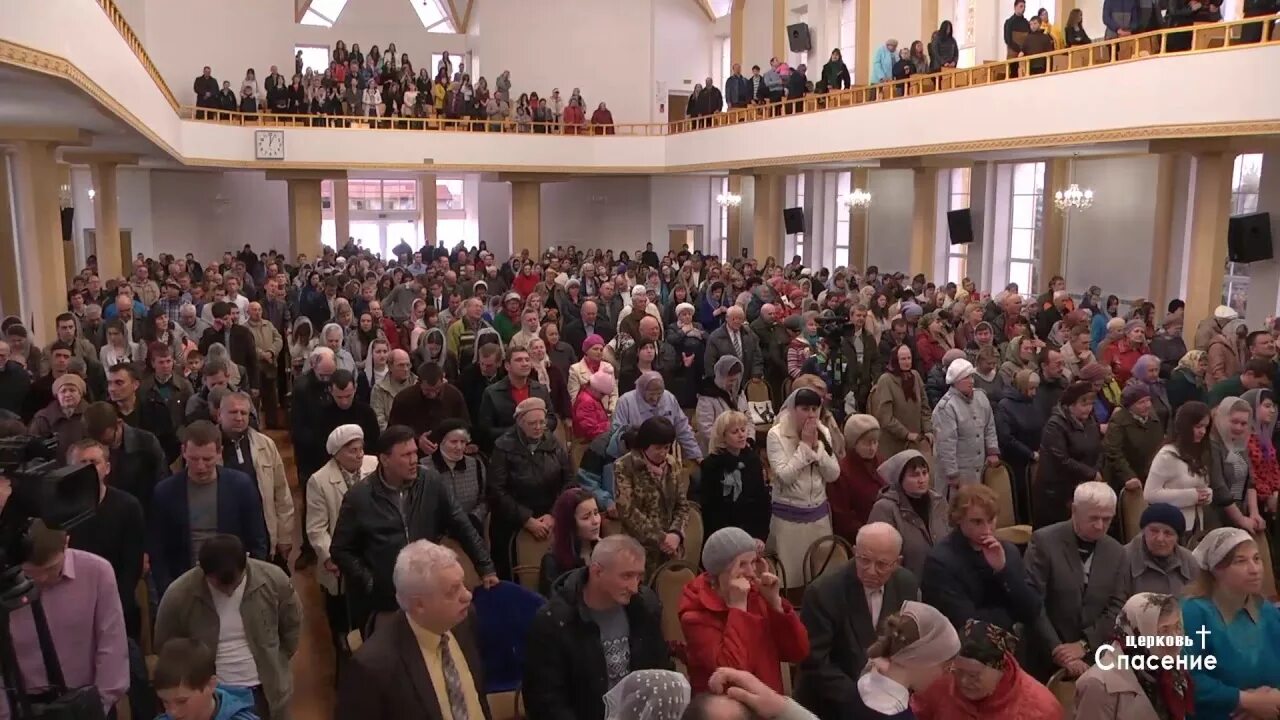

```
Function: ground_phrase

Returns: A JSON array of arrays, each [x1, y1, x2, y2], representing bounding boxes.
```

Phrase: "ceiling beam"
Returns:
[[295, 0, 314, 23], [443, 0, 465, 32], [693, 0, 717, 21], [0, 126, 92, 145], [460, 0, 475, 33], [59, 151, 141, 166]]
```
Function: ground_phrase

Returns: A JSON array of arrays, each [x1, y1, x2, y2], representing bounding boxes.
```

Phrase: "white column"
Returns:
[[1243, 155, 1280, 328]]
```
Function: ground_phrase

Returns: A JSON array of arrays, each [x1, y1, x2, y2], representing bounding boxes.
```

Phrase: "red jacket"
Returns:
[[572, 390, 610, 442], [513, 272, 539, 299], [1249, 434, 1280, 499], [828, 453, 885, 543], [1102, 339, 1147, 386], [677, 573, 809, 694], [915, 329, 946, 376], [379, 316, 401, 350]]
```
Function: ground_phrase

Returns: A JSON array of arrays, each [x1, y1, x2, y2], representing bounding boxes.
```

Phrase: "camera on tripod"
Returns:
[[0, 434, 105, 720]]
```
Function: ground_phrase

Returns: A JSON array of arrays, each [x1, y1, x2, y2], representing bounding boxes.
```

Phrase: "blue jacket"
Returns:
[[1090, 311, 1111, 353], [1182, 596, 1280, 719], [725, 74, 752, 107], [148, 467, 269, 596], [871, 45, 896, 84], [1102, 0, 1141, 33], [158, 685, 259, 720]]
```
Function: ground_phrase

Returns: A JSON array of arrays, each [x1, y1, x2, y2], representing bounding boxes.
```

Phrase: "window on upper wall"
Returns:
[[794, 174, 806, 263], [295, 45, 332, 75], [718, 36, 732, 90], [1224, 153, 1263, 315], [718, 177, 729, 259], [840, 0, 858, 79], [410, 0, 457, 33], [437, 178, 465, 212], [1008, 162, 1046, 298], [300, 0, 348, 26], [709, 0, 733, 18], [348, 179, 384, 211], [835, 171, 852, 269], [947, 168, 971, 285]]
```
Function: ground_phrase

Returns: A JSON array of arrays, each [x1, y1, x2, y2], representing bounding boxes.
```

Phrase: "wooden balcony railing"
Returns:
[[90, 0, 1278, 139]]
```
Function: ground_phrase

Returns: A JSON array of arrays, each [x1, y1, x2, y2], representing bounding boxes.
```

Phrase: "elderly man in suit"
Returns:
[[1025, 481, 1126, 680], [704, 306, 764, 382], [562, 300, 615, 358], [796, 522, 918, 719], [336, 540, 491, 720]]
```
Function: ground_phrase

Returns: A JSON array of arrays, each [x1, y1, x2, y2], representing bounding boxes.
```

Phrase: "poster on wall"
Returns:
[[655, 80, 667, 120]]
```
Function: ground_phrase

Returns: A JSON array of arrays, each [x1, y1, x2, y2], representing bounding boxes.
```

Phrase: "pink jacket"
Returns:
[[572, 390, 610, 442]]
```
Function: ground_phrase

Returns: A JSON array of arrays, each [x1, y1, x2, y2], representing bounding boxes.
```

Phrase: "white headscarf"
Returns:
[[602, 670, 690, 720], [1192, 527, 1254, 570]]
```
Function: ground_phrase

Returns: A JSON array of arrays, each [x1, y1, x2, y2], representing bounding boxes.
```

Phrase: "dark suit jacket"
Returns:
[[561, 319, 615, 359], [476, 377, 557, 451], [704, 324, 764, 380], [198, 323, 260, 390], [1025, 520, 1126, 654], [147, 467, 269, 596], [796, 565, 918, 719], [335, 611, 492, 720]]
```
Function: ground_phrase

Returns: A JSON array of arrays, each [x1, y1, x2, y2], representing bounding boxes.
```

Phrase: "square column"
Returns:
[[752, 173, 784, 264], [333, 179, 351, 250], [418, 174, 437, 250], [909, 168, 939, 276], [511, 181, 541, 257], [849, 168, 870, 272], [88, 163, 124, 282], [1182, 152, 1233, 346], [286, 178, 323, 262], [10, 141, 68, 343], [1040, 158, 1070, 283], [1148, 154, 1179, 308], [726, 175, 743, 260], [0, 153, 20, 317]]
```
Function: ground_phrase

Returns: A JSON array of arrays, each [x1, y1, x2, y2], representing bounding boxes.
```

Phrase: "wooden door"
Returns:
[[667, 93, 688, 123]]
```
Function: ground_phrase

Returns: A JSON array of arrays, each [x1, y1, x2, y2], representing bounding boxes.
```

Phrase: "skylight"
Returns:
[[709, 0, 733, 18], [410, 0, 457, 33], [301, 0, 349, 27]]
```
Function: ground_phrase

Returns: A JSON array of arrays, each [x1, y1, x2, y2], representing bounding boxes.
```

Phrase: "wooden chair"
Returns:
[[802, 535, 853, 587], [1121, 487, 1147, 543], [682, 503, 704, 570], [602, 517, 624, 537], [1050, 669, 1076, 716], [650, 559, 698, 647], [511, 530, 553, 591], [985, 462, 1033, 545], [755, 551, 788, 591], [487, 690, 521, 720], [443, 537, 482, 588]]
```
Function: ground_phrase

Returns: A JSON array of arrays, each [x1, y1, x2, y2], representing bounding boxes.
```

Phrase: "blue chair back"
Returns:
[[471, 580, 546, 693]]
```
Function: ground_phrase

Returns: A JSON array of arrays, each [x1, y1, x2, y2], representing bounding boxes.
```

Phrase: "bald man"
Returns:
[[372, 349, 417, 430], [705, 305, 763, 380], [292, 346, 339, 566], [795, 522, 920, 718], [750, 303, 789, 406]]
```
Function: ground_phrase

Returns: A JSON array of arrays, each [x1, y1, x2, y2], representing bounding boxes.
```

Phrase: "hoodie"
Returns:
[[867, 449, 950, 578], [158, 685, 258, 720]]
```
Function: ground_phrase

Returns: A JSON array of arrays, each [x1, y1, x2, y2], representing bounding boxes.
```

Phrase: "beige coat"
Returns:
[[155, 559, 302, 720], [868, 371, 933, 458], [218, 429, 294, 550], [1074, 649, 1162, 720], [370, 372, 416, 430], [568, 359, 617, 413], [1206, 333, 1241, 388], [245, 319, 283, 379], [306, 455, 379, 595]]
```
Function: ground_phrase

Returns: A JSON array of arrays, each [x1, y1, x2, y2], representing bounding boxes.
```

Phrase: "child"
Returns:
[[154, 638, 259, 720], [784, 315, 812, 379], [573, 365, 615, 442]]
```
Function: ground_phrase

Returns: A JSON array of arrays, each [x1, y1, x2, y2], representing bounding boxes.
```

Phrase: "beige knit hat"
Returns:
[[843, 414, 880, 449]]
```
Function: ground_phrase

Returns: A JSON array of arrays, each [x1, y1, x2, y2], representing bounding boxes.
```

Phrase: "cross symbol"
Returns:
[[1196, 624, 1212, 650]]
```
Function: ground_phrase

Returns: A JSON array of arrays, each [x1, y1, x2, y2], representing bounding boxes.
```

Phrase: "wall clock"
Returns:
[[255, 130, 285, 160]]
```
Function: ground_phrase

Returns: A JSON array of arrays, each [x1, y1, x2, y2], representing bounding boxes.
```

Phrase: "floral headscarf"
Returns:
[[1112, 593, 1192, 720]]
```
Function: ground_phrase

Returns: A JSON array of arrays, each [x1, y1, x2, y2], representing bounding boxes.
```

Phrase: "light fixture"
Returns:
[[716, 192, 742, 208], [840, 188, 873, 209], [1054, 156, 1094, 213], [87, 189, 97, 201]]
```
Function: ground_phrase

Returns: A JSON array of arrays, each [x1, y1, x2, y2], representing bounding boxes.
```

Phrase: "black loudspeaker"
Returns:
[[787, 23, 811, 52], [60, 207, 74, 242], [1228, 212, 1273, 263], [783, 207, 805, 235], [947, 208, 974, 245]]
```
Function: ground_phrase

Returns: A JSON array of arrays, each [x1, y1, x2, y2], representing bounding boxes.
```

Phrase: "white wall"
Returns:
[[650, 175, 715, 252], [868, 0, 923, 62], [147, 170, 289, 260], [653, 0, 717, 118], [1241, 152, 1280, 328], [70, 166, 156, 266], [741, 0, 777, 71], [1062, 155, 1160, 302], [540, 177, 653, 253], [478, 179, 512, 255], [866, 169, 913, 272]]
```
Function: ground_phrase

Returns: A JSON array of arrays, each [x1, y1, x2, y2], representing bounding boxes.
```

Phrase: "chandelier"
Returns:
[[716, 192, 742, 208], [840, 188, 873, 209], [1053, 183, 1094, 212]]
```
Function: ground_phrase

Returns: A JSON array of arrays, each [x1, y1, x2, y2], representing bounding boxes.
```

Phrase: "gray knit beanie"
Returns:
[[702, 527, 758, 575]]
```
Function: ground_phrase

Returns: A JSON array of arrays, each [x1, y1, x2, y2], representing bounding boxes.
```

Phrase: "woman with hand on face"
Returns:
[[678, 527, 810, 694], [538, 487, 602, 596]]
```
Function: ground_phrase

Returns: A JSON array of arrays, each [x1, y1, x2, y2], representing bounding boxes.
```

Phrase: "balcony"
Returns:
[[1, 0, 1278, 172]]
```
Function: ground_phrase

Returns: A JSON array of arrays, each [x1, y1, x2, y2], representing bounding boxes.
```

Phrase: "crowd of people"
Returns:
[[5, 233, 1280, 720], [192, 45, 617, 133]]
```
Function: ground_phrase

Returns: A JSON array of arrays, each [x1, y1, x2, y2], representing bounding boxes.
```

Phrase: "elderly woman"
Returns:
[[1125, 354, 1172, 431], [767, 388, 841, 591], [28, 373, 88, 457], [1210, 396, 1265, 533], [912, 620, 1059, 720], [321, 322, 357, 372], [829, 414, 885, 543], [305, 423, 378, 653], [538, 486, 601, 596], [487, 397, 574, 579], [1075, 593, 1194, 720], [602, 670, 690, 720], [996, 369, 1042, 523], [700, 410, 771, 543], [423, 418, 487, 533], [613, 417, 691, 576], [662, 301, 706, 412], [1103, 383, 1166, 496], [695, 356, 749, 454], [851, 601, 961, 717], [1104, 320, 1150, 387], [870, 344, 933, 459], [1124, 504, 1197, 597], [678, 527, 809, 694], [1168, 350, 1208, 413], [1181, 528, 1280, 719], [869, 449, 949, 579], [1033, 381, 1104, 528], [612, 371, 702, 461], [1145, 401, 1215, 533]]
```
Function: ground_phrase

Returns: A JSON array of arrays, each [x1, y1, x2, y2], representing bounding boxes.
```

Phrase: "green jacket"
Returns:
[[154, 559, 302, 720], [1102, 406, 1165, 492], [1207, 375, 1245, 408]]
